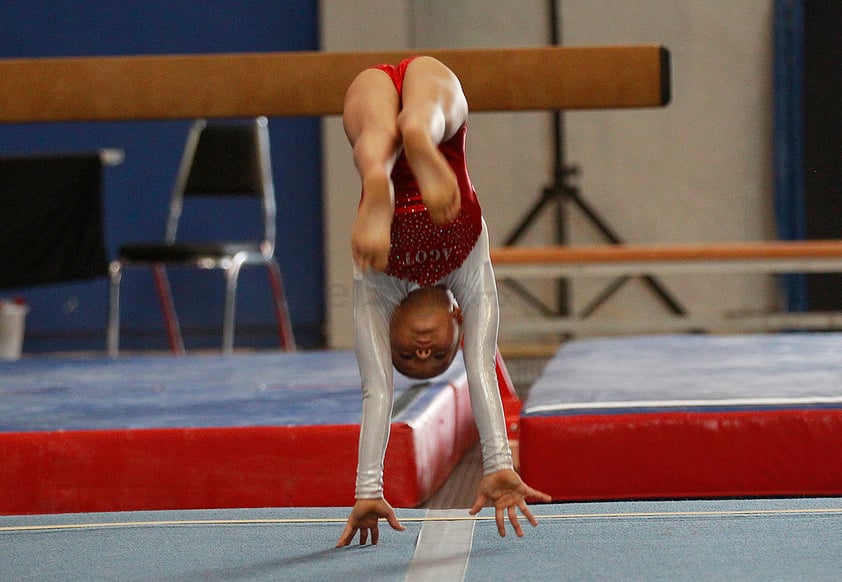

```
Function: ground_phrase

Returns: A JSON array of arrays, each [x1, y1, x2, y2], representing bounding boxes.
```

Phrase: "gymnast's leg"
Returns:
[[343, 57, 468, 271], [343, 68, 401, 272], [398, 56, 467, 225]]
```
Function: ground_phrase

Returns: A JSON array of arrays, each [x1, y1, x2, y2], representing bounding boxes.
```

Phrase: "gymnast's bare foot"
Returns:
[[352, 171, 394, 271], [401, 125, 460, 225]]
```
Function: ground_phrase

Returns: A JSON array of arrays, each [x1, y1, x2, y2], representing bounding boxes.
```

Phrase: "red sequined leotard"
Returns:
[[370, 58, 483, 287]]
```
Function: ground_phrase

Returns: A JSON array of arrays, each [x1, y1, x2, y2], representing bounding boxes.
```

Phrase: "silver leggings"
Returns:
[[352, 221, 513, 498]]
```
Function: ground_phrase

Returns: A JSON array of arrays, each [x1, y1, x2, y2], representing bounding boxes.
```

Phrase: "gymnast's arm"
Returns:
[[447, 224, 512, 474], [447, 224, 551, 536], [336, 268, 406, 546], [351, 268, 398, 499]]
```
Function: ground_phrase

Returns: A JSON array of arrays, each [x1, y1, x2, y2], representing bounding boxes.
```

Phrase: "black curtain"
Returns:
[[0, 154, 108, 288], [804, 0, 842, 309]]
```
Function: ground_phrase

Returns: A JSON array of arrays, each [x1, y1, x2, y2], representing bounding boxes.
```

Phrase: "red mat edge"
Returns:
[[519, 409, 842, 501], [0, 377, 478, 515]]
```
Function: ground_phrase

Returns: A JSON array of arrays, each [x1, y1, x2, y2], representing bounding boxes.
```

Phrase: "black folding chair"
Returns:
[[107, 117, 295, 355]]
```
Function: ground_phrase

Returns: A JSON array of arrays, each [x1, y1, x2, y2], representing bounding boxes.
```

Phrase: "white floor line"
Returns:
[[3, 505, 842, 534], [405, 509, 475, 582]]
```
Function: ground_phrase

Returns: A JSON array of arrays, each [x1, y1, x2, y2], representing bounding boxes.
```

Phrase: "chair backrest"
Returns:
[[164, 117, 276, 256]]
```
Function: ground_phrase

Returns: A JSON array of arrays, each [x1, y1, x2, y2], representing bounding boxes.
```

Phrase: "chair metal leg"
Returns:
[[267, 259, 296, 351], [151, 264, 185, 355], [107, 261, 123, 357], [222, 256, 246, 355]]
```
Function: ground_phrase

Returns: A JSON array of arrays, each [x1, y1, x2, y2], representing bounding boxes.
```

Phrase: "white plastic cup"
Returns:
[[0, 302, 29, 361]]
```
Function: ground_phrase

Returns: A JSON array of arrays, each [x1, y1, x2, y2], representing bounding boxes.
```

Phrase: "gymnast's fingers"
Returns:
[[528, 485, 553, 504], [495, 506, 507, 538], [335, 525, 357, 547], [468, 493, 487, 516], [371, 524, 380, 545], [385, 512, 405, 532], [520, 502, 540, 528], [359, 527, 369, 545], [508, 506, 524, 537]]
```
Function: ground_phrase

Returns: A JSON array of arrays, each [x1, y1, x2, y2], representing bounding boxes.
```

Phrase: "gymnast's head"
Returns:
[[390, 285, 463, 379]]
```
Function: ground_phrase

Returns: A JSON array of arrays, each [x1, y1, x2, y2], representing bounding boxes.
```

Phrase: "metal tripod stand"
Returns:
[[499, 0, 686, 322]]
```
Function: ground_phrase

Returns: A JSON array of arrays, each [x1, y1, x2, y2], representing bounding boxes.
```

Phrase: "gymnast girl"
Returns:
[[336, 56, 550, 547]]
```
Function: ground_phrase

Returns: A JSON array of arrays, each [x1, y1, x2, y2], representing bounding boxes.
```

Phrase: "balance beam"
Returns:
[[491, 240, 842, 278], [492, 241, 842, 336], [0, 45, 669, 122]]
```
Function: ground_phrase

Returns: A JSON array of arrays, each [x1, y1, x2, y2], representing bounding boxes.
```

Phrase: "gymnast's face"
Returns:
[[390, 286, 463, 379]]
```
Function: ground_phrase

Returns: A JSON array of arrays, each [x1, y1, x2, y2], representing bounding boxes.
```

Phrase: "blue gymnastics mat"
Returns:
[[0, 351, 451, 430], [519, 333, 842, 501], [0, 351, 477, 514]]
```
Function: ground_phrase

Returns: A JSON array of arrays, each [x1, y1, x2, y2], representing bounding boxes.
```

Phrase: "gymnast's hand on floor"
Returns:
[[336, 498, 405, 547], [469, 468, 552, 538]]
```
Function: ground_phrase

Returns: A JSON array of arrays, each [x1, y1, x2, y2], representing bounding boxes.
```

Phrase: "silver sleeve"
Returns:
[[445, 222, 514, 474], [352, 221, 511, 499], [352, 267, 408, 498]]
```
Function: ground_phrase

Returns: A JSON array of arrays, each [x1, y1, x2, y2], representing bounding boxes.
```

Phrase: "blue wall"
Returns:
[[0, 1, 324, 350]]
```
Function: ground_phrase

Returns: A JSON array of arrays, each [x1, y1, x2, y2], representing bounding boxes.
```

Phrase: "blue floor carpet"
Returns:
[[3, 498, 841, 581]]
